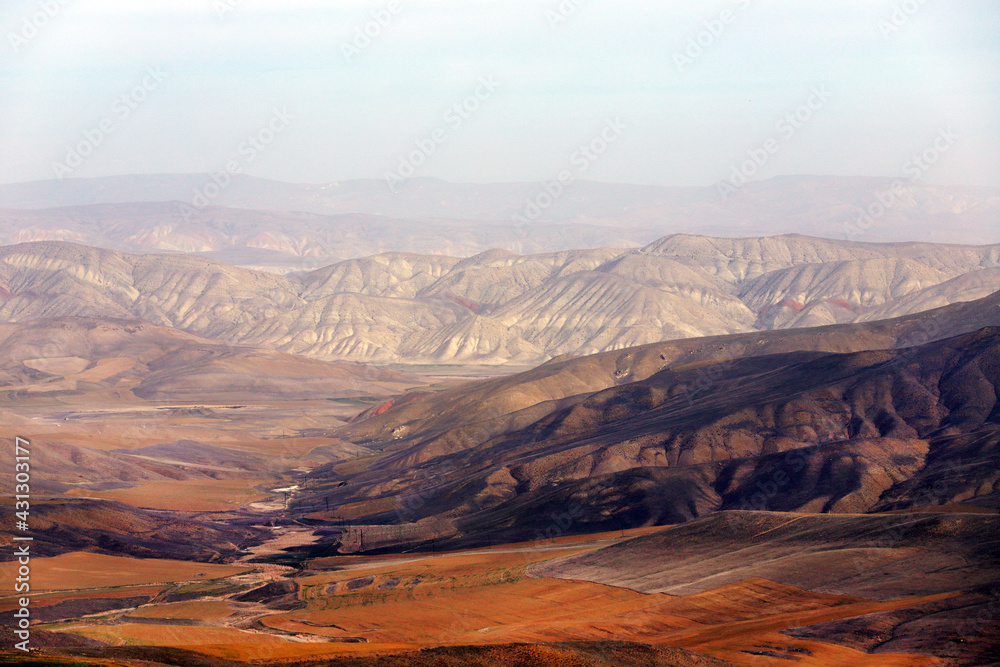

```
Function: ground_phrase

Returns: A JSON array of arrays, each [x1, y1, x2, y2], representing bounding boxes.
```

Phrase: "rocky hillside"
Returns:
[[293, 297, 1000, 556], [0, 235, 998, 365]]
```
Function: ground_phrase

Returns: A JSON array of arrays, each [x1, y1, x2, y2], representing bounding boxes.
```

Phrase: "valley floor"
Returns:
[[4, 523, 994, 666]]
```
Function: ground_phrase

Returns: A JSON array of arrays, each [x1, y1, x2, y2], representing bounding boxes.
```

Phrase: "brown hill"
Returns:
[[298, 314, 1000, 557], [0, 316, 419, 401], [341, 289, 1000, 453], [0, 497, 265, 561]]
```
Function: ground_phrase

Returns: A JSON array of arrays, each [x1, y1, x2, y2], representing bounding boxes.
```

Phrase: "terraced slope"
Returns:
[[532, 512, 1000, 666]]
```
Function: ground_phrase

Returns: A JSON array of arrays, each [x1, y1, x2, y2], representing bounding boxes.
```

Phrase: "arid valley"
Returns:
[[0, 173, 997, 666], [3, 3, 1000, 665]]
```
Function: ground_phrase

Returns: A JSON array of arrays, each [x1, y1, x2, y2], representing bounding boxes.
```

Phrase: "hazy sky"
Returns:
[[1, 0, 998, 187]]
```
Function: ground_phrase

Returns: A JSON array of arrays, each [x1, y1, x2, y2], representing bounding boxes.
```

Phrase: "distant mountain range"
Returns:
[[0, 175, 997, 273], [1, 235, 997, 365]]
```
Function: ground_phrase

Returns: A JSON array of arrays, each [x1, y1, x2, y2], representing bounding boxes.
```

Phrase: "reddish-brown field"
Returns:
[[65, 478, 271, 511], [10, 523, 977, 666], [257, 543, 947, 666], [126, 600, 236, 621], [0, 586, 165, 613], [191, 641, 421, 662], [63, 623, 288, 647], [0, 552, 249, 592]]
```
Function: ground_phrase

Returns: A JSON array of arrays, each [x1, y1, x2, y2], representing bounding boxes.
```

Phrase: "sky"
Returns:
[[0, 0, 998, 188]]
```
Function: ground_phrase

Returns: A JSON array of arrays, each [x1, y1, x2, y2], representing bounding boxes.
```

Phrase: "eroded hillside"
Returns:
[[1, 234, 998, 365]]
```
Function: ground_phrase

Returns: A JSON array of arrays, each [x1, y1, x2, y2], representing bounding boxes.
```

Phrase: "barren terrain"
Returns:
[[1, 234, 998, 665], [9, 524, 994, 666], [1, 232, 998, 365]]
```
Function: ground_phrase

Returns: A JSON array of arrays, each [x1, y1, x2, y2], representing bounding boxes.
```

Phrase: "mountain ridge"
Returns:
[[1, 176, 998, 271], [1, 235, 997, 365]]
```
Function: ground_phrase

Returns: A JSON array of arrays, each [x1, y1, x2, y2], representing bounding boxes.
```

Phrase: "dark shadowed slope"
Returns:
[[296, 321, 1000, 555], [342, 289, 1000, 455]]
